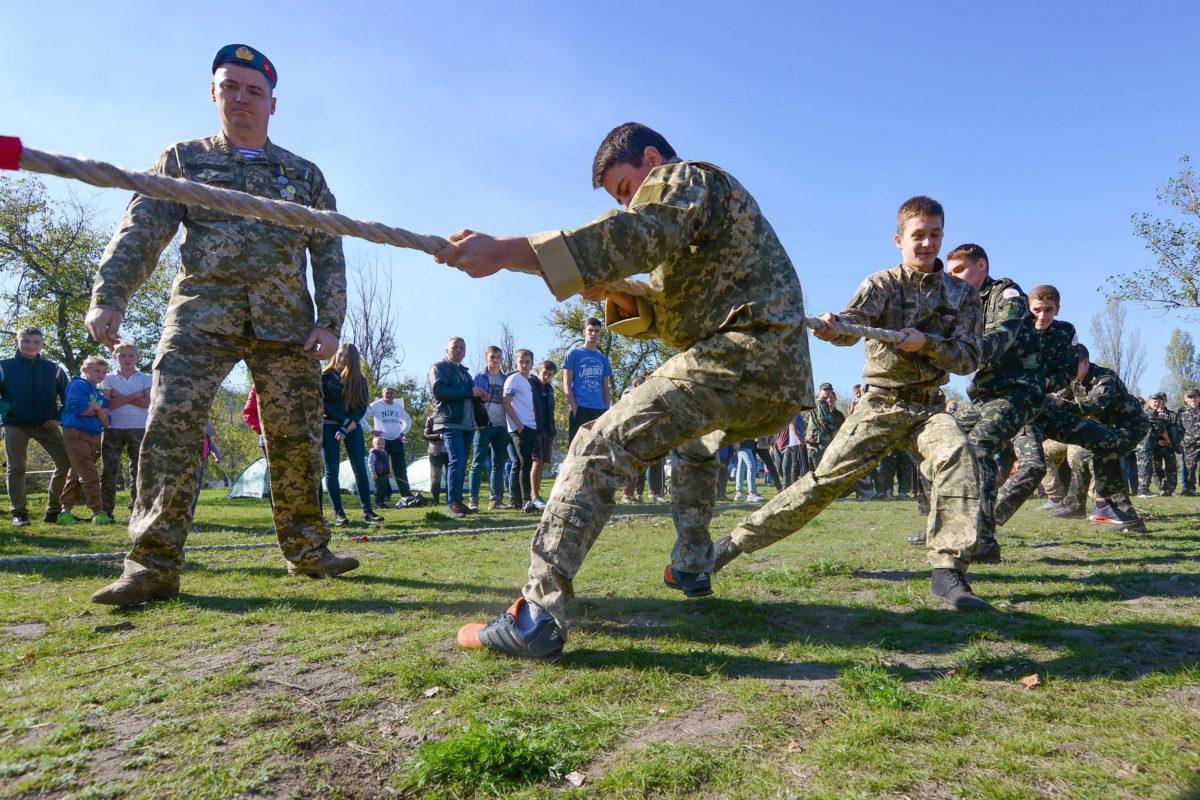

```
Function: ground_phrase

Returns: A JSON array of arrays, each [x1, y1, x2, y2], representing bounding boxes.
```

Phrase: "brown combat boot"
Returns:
[[286, 549, 360, 579], [91, 572, 180, 606]]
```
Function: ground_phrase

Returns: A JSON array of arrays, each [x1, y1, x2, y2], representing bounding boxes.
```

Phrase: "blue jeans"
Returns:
[[469, 426, 509, 502], [442, 428, 470, 507], [323, 423, 372, 517], [735, 448, 758, 495]]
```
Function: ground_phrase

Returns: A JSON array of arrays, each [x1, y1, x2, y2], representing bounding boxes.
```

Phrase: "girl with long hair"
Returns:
[[321, 344, 384, 524]]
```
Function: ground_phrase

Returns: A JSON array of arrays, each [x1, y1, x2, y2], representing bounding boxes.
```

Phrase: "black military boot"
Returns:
[[931, 568, 988, 611], [712, 535, 742, 572]]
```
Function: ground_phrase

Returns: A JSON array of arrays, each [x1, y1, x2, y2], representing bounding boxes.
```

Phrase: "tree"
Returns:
[[0, 175, 174, 372], [1089, 298, 1147, 395], [343, 256, 403, 393], [1163, 328, 1200, 405], [1110, 155, 1200, 316]]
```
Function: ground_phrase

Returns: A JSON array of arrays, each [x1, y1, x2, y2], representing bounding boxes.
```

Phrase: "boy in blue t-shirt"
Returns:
[[59, 355, 112, 524], [563, 317, 613, 442]]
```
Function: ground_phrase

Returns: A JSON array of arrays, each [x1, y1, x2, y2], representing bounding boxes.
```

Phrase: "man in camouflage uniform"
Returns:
[[1056, 345, 1148, 522], [1179, 389, 1200, 496], [989, 286, 1143, 530], [1137, 392, 1178, 496], [905, 244, 1042, 562], [85, 44, 358, 606], [439, 122, 814, 658], [716, 197, 990, 611], [805, 382, 844, 468]]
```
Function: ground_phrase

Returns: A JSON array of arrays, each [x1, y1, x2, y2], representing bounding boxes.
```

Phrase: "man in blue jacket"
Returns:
[[0, 328, 71, 526]]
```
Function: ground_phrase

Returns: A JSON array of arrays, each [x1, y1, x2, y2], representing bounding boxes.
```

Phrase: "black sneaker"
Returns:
[[663, 565, 713, 598], [42, 512, 58, 524], [333, 514, 350, 526], [974, 537, 1002, 564], [906, 530, 927, 546], [713, 536, 742, 572], [363, 511, 384, 523], [11, 513, 30, 527], [931, 568, 988, 611]]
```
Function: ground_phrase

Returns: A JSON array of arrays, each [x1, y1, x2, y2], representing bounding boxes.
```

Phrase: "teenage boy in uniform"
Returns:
[[714, 197, 989, 610], [436, 122, 814, 658]]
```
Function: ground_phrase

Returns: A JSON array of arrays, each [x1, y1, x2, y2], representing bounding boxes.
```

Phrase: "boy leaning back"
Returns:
[[715, 197, 989, 610], [436, 122, 815, 659]]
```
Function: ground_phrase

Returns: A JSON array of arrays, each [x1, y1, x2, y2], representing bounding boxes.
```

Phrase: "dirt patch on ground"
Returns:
[[5, 621, 48, 639]]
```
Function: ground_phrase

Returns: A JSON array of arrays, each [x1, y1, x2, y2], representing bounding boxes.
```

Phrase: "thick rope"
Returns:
[[0, 511, 693, 567], [15, 145, 450, 255], [803, 316, 905, 344]]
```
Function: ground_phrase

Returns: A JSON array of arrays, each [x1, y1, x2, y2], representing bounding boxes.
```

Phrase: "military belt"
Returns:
[[864, 384, 945, 405]]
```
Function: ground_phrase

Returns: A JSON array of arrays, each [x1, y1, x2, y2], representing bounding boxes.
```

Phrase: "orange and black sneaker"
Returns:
[[458, 597, 564, 660], [663, 564, 713, 598]]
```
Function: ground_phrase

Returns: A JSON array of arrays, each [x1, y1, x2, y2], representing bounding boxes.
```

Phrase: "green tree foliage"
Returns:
[[1112, 155, 1200, 316], [1163, 328, 1200, 405], [0, 175, 174, 372]]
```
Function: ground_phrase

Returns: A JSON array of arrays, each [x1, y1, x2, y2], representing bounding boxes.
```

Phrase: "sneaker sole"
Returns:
[[663, 566, 713, 598]]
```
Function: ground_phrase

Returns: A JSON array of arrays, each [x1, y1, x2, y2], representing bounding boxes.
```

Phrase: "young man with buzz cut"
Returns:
[[904, 243, 1043, 562], [713, 197, 990, 611], [435, 121, 814, 659], [563, 317, 612, 442]]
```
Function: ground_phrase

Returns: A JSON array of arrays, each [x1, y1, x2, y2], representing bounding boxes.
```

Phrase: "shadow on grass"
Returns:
[[563, 595, 1200, 681]]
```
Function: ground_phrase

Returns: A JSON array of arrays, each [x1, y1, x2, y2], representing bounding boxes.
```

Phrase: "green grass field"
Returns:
[[2, 487, 1198, 799]]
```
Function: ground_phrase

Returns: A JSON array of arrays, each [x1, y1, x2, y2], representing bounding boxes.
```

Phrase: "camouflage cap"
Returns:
[[212, 44, 277, 88], [1187, 389, 1200, 399], [819, 382, 833, 391], [1149, 391, 1167, 400]]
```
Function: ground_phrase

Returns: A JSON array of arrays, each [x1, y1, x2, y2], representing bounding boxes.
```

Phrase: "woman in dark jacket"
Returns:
[[322, 344, 383, 524]]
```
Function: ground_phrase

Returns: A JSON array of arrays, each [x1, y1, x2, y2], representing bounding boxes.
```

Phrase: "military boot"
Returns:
[[91, 573, 180, 606], [973, 537, 1002, 564], [712, 535, 742, 572], [931, 568, 988, 611], [286, 549, 360, 579]]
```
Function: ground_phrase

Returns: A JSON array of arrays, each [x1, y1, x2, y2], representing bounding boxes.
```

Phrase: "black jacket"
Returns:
[[321, 371, 368, 433], [0, 354, 68, 426], [427, 359, 474, 431]]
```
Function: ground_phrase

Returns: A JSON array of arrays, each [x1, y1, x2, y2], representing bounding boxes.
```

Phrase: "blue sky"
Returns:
[[3, 1, 1197, 398]]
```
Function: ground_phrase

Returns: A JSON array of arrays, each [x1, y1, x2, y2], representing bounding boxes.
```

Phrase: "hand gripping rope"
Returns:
[[1, 137, 904, 344]]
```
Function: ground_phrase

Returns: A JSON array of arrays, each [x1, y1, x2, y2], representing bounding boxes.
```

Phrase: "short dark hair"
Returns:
[[540, 360, 558, 372], [947, 243, 988, 264], [16, 326, 43, 338], [584, 317, 602, 329], [591, 122, 677, 189], [896, 196, 944, 234], [1076, 343, 1090, 361]]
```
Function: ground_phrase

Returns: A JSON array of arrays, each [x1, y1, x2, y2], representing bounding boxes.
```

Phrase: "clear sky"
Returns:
[[3, 1, 1197, 397]]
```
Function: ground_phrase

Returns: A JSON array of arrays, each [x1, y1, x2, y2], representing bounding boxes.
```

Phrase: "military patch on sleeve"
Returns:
[[1002, 287, 1021, 299]]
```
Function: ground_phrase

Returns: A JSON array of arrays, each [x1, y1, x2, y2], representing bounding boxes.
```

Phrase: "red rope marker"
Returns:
[[0, 136, 23, 170]]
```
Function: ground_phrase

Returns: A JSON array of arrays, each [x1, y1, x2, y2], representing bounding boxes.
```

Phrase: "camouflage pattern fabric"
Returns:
[[1038, 320, 1079, 396], [529, 159, 814, 407], [955, 391, 1040, 540], [523, 375, 802, 636], [91, 133, 346, 581], [521, 159, 813, 636], [1137, 407, 1178, 494], [967, 276, 1044, 403], [93, 132, 346, 341], [726, 260, 983, 571], [956, 274, 1044, 540], [1040, 438, 1069, 501], [825, 260, 982, 389], [730, 393, 981, 572], [1180, 404, 1200, 494], [118, 328, 331, 580], [1062, 444, 1096, 509], [805, 401, 844, 469], [1064, 364, 1149, 515]]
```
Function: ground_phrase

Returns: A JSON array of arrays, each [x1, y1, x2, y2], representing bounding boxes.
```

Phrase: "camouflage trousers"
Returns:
[[1136, 442, 1177, 495], [995, 408, 1145, 525], [119, 327, 331, 582], [955, 392, 1040, 541], [1183, 441, 1200, 494], [1040, 438, 1069, 501], [1063, 446, 1098, 510], [522, 375, 802, 637], [729, 393, 981, 573]]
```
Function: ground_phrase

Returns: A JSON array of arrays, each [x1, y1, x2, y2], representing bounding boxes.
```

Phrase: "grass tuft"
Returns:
[[403, 716, 578, 794], [838, 664, 923, 710]]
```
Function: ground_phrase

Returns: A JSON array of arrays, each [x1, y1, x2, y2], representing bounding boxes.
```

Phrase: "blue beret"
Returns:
[[212, 44, 277, 88]]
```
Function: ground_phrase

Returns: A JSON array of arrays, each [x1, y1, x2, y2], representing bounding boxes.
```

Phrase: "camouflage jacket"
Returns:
[[1179, 405, 1200, 444], [1066, 364, 1145, 428], [1144, 407, 1179, 448], [92, 133, 347, 344], [830, 260, 981, 389], [529, 160, 813, 406], [967, 276, 1044, 402], [805, 401, 844, 445], [1038, 319, 1078, 396]]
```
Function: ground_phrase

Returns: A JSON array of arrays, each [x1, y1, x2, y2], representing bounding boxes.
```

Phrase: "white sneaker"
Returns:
[[748, 493, 766, 503], [734, 493, 747, 502], [651, 494, 668, 504]]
